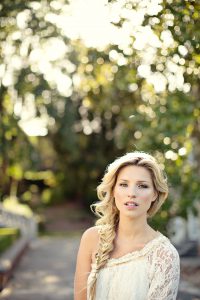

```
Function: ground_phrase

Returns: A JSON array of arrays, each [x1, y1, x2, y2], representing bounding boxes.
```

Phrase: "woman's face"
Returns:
[[113, 165, 158, 219]]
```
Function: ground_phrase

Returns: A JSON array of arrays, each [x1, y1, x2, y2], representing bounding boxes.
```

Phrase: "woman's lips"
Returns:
[[124, 201, 139, 208]]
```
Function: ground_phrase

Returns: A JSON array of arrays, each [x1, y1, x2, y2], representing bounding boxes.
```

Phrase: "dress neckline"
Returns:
[[107, 231, 164, 262], [90, 232, 169, 268]]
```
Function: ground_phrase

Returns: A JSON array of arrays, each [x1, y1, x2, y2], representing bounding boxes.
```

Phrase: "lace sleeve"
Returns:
[[147, 243, 180, 300]]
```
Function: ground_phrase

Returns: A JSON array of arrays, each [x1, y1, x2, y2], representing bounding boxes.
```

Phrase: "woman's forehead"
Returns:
[[117, 165, 153, 181]]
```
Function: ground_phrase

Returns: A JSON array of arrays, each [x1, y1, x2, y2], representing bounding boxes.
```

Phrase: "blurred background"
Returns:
[[0, 0, 200, 299]]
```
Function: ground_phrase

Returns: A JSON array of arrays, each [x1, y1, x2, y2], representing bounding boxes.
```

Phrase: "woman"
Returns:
[[74, 151, 180, 300]]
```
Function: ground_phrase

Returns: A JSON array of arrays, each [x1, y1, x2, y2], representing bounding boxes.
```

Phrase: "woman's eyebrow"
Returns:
[[118, 179, 129, 182], [119, 179, 150, 183]]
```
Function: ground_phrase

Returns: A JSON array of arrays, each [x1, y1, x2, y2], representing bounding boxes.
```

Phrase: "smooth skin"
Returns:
[[74, 226, 99, 300], [74, 165, 159, 299]]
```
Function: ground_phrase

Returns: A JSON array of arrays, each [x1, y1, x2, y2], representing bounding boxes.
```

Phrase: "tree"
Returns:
[[0, 0, 200, 225]]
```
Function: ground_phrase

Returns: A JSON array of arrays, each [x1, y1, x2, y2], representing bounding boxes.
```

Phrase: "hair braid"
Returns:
[[87, 218, 117, 300]]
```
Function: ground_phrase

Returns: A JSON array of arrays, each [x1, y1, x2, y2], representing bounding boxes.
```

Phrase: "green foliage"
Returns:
[[0, 227, 20, 254], [0, 0, 200, 228], [3, 196, 33, 217]]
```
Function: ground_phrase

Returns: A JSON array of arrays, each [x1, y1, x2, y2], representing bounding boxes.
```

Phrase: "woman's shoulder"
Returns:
[[152, 233, 180, 262], [81, 226, 100, 249], [148, 234, 180, 281], [81, 226, 100, 241]]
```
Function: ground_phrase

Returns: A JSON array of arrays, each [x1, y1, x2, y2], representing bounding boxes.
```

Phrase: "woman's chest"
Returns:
[[95, 259, 150, 300], [109, 243, 146, 259]]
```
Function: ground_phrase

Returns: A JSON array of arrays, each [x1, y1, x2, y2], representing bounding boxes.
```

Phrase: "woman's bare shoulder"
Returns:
[[81, 226, 100, 244], [81, 226, 100, 262]]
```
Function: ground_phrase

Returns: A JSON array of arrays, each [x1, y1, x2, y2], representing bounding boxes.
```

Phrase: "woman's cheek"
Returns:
[[114, 187, 121, 197], [141, 191, 155, 202], [114, 191, 120, 201], [114, 190, 124, 206]]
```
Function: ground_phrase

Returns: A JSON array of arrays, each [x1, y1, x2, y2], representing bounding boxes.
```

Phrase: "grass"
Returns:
[[0, 227, 20, 254]]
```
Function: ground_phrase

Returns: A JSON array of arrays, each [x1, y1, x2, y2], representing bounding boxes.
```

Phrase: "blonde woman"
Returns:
[[74, 151, 180, 300]]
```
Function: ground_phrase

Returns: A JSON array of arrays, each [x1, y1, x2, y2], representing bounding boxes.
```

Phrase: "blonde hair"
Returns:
[[88, 151, 168, 299]]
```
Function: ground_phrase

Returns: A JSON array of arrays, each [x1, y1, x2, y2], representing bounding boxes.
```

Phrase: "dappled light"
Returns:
[[1, 1, 200, 299]]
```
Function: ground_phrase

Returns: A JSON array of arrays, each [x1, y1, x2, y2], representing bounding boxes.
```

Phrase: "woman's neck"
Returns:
[[116, 216, 156, 242]]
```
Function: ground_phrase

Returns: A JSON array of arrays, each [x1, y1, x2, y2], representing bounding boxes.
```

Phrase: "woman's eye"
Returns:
[[138, 184, 148, 189], [119, 183, 148, 188], [119, 183, 128, 187]]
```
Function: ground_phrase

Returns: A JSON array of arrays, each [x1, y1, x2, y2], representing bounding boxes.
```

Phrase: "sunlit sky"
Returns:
[[2, 0, 192, 151]]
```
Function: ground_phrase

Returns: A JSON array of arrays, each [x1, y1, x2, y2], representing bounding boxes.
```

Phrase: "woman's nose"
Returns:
[[128, 186, 137, 198]]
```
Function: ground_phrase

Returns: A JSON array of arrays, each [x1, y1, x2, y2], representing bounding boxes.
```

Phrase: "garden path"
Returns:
[[1, 236, 200, 300], [0, 236, 80, 300]]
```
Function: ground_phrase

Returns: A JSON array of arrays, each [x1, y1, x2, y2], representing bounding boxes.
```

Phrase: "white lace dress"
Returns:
[[87, 233, 180, 300]]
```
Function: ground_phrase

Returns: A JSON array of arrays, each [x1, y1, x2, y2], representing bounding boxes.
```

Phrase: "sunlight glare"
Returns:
[[19, 118, 48, 136], [60, 0, 114, 48], [138, 65, 151, 78], [16, 93, 49, 136], [148, 72, 167, 93], [43, 38, 67, 61], [165, 150, 178, 160], [178, 147, 187, 156]]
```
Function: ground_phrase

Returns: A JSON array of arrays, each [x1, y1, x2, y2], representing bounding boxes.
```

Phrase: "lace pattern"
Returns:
[[147, 241, 180, 299], [87, 233, 180, 300]]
